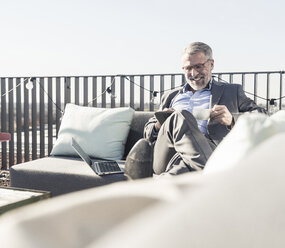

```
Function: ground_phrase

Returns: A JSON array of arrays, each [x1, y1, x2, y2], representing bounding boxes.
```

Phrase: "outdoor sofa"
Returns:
[[10, 106, 154, 196], [2, 110, 285, 248]]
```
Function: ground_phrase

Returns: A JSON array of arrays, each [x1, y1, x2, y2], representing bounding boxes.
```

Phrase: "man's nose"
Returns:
[[189, 68, 198, 77]]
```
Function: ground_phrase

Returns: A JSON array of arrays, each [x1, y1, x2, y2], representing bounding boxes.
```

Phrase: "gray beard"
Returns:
[[186, 77, 208, 91]]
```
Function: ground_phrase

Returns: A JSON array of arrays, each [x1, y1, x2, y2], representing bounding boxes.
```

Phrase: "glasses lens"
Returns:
[[194, 64, 203, 71], [183, 59, 209, 72]]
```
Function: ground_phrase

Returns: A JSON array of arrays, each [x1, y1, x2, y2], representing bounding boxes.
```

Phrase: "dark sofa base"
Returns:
[[10, 156, 127, 197]]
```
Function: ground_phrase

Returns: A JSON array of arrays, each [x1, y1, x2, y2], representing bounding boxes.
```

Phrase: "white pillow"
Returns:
[[50, 104, 135, 160], [204, 110, 285, 174]]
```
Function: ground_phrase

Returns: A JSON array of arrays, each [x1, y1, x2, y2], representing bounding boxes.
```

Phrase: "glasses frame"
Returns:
[[182, 59, 211, 73]]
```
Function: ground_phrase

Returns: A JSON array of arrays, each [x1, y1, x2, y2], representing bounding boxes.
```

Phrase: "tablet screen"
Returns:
[[154, 111, 173, 124]]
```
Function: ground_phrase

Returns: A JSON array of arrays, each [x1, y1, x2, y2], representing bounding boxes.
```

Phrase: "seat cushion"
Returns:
[[10, 156, 126, 196], [124, 111, 154, 158]]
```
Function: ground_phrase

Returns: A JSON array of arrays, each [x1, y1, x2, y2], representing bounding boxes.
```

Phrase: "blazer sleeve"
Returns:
[[143, 90, 177, 142], [143, 117, 158, 143], [144, 100, 165, 143], [232, 84, 267, 123]]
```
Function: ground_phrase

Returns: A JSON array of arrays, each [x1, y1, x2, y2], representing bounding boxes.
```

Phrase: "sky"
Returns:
[[0, 0, 284, 77]]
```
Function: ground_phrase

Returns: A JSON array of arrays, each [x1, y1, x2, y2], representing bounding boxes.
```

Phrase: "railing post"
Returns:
[[182, 74, 186, 86], [149, 75, 154, 111], [64, 77, 71, 107], [1, 78, 8, 169], [140, 76, 144, 111], [24, 78, 30, 162], [241, 73, 245, 89], [92, 76, 97, 107], [48, 77, 53, 155], [229, 73, 233, 84], [102, 76, 106, 108], [120, 76, 125, 107], [39, 78, 45, 158], [55, 77, 61, 136], [84, 77, 88, 106], [16, 78, 22, 164], [129, 76, 134, 109], [31, 78, 37, 160], [171, 75, 175, 89], [253, 73, 258, 103], [111, 76, 116, 108], [8, 78, 14, 167], [279, 72, 283, 110], [266, 73, 270, 110], [74, 77, 79, 105], [160, 75, 164, 103]]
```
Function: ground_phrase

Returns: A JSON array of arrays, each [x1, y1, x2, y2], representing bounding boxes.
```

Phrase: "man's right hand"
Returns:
[[154, 108, 175, 132]]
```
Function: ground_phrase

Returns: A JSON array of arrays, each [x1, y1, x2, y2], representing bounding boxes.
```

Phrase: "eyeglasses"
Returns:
[[182, 59, 211, 72]]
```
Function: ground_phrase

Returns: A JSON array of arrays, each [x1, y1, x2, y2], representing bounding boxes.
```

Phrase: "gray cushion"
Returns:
[[123, 111, 154, 158], [10, 156, 127, 196]]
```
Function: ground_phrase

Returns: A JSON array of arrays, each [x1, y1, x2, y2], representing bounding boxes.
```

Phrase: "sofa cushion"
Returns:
[[4, 134, 285, 247], [10, 156, 127, 196], [93, 133, 285, 248], [51, 104, 135, 160], [123, 111, 154, 158], [204, 110, 285, 174]]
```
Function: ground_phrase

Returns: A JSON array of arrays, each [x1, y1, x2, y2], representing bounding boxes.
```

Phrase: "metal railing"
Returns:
[[1, 70, 284, 169]]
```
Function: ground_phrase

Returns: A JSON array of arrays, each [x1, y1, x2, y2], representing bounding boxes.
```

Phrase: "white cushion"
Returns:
[[93, 133, 285, 248], [50, 104, 135, 160], [204, 110, 285, 174], [1, 134, 285, 248]]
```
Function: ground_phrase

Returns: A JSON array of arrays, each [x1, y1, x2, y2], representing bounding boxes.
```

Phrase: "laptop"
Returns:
[[71, 137, 124, 176]]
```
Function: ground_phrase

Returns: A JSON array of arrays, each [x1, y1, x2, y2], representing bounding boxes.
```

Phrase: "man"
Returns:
[[141, 41, 266, 176]]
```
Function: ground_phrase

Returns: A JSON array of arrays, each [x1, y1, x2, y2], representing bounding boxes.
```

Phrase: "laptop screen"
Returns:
[[71, 138, 92, 165]]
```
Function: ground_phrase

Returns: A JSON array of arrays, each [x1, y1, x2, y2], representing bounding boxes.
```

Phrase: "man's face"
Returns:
[[182, 52, 214, 91]]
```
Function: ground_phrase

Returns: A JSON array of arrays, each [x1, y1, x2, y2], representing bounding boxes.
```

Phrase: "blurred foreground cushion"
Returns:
[[92, 133, 285, 248], [1, 134, 285, 247], [204, 110, 285, 174], [51, 104, 135, 160]]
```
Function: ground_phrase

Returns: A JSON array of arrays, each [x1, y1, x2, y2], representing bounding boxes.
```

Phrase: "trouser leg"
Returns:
[[124, 138, 153, 179], [153, 110, 216, 175]]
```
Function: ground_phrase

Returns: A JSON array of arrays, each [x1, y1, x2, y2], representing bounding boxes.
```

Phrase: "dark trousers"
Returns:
[[153, 110, 216, 175]]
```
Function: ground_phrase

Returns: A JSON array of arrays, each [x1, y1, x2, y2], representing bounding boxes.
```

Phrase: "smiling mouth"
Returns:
[[189, 75, 204, 81]]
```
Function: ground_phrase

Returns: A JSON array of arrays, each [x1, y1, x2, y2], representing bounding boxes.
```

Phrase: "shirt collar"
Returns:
[[183, 77, 213, 93]]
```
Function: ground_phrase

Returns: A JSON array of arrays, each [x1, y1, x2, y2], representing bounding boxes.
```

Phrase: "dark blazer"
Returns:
[[144, 79, 266, 145]]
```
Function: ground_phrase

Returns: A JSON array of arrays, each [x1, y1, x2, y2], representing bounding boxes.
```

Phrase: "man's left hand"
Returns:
[[210, 105, 233, 126]]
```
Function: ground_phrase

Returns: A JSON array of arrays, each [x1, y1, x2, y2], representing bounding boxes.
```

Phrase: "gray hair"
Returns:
[[182, 42, 213, 59]]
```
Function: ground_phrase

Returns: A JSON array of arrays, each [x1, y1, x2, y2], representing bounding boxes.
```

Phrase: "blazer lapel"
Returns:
[[211, 80, 225, 107]]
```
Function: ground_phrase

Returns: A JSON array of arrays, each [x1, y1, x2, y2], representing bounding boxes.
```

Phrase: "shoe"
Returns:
[[124, 139, 153, 179]]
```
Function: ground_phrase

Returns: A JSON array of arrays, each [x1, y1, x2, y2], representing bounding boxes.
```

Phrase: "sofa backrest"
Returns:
[[123, 111, 154, 158]]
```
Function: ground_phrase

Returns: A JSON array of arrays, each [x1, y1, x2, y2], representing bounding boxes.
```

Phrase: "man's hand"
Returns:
[[154, 108, 174, 131], [210, 105, 233, 126]]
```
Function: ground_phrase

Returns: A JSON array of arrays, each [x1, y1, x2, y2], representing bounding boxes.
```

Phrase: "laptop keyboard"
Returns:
[[96, 161, 121, 173]]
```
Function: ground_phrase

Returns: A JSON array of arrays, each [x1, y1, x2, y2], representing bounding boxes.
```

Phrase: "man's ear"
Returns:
[[210, 59, 214, 70]]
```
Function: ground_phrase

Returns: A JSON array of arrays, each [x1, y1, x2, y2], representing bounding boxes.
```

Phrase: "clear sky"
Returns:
[[0, 0, 284, 77]]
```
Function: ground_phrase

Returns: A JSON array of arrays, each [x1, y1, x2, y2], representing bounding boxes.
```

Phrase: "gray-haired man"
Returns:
[[126, 42, 266, 178]]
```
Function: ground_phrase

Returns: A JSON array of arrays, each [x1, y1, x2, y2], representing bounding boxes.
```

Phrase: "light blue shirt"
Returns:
[[170, 79, 212, 134]]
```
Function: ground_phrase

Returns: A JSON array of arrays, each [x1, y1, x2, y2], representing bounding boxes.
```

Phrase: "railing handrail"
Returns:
[[1, 70, 284, 78]]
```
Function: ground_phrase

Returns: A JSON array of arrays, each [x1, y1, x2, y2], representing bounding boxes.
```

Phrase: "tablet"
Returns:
[[154, 111, 173, 124]]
